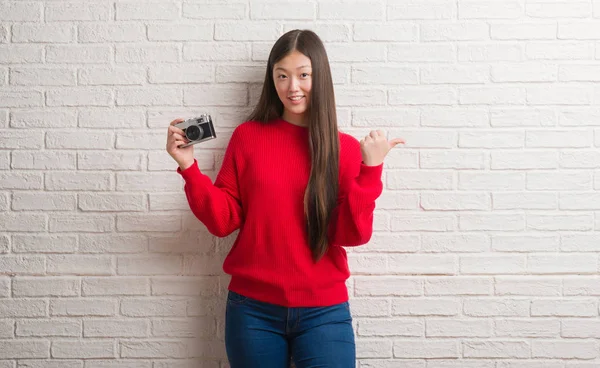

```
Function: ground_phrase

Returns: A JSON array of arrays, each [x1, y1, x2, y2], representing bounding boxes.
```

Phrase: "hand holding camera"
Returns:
[[166, 114, 217, 171]]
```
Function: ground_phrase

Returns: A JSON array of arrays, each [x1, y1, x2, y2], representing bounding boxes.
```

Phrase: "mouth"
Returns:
[[288, 96, 304, 101]]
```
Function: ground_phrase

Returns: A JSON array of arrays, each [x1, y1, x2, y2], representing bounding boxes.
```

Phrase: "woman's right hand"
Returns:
[[166, 118, 195, 171]]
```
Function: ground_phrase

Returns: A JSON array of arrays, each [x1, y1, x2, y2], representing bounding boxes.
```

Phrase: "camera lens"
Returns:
[[185, 125, 203, 141]]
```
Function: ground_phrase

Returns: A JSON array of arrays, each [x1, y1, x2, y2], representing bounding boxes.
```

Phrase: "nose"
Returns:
[[289, 77, 300, 91]]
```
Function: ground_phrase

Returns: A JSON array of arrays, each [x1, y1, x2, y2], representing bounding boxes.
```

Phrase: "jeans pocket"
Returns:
[[227, 290, 249, 305]]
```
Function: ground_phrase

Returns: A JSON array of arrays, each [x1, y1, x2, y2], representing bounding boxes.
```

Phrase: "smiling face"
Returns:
[[272, 50, 312, 126]]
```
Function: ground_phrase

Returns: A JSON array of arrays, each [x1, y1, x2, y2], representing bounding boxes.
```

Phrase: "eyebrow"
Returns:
[[274, 65, 311, 72]]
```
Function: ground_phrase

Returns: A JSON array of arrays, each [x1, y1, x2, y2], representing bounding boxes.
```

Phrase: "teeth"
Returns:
[[289, 96, 303, 101]]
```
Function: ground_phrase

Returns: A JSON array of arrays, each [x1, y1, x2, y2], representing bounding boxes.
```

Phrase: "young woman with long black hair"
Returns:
[[166, 29, 404, 368]]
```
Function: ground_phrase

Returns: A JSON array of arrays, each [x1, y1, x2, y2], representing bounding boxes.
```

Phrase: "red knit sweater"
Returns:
[[177, 118, 383, 307]]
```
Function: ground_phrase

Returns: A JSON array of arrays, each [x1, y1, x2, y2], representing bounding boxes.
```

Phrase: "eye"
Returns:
[[277, 75, 287, 79], [301, 73, 310, 78]]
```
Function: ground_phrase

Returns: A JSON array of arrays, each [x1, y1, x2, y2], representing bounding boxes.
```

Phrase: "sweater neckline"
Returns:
[[277, 117, 309, 130]]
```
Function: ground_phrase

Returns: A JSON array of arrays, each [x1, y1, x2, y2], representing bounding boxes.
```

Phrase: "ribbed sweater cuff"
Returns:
[[355, 162, 384, 202], [176, 159, 201, 182]]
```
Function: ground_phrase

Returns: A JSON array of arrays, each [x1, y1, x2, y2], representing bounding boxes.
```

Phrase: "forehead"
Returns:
[[273, 50, 312, 71]]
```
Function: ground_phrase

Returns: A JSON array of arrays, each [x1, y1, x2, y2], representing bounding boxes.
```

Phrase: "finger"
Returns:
[[168, 125, 185, 136], [389, 138, 406, 148], [170, 118, 185, 126], [369, 130, 379, 139], [377, 130, 385, 137], [172, 133, 187, 141]]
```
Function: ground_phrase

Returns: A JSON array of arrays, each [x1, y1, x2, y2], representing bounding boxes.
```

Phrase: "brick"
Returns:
[[527, 86, 593, 105], [215, 22, 280, 41], [150, 65, 213, 84], [459, 43, 523, 62], [527, 172, 591, 190], [420, 151, 486, 169], [82, 277, 148, 296], [464, 298, 529, 317], [13, 277, 79, 297], [459, 2, 523, 19], [492, 193, 557, 210], [458, 171, 525, 191], [47, 45, 112, 63], [319, 1, 383, 20], [79, 193, 146, 212], [16, 319, 80, 337], [0, 299, 47, 317], [388, 255, 456, 275], [393, 340, 459, 358], [84, 319, 148, 338], [491, 151, 558, 169], [460, 255, 526, 274], [283, 24, 350, 42], [389, 2, 456, 20], [52, 340, 115, 359], [495, 277, 562, 296], [11, 110, 76, 128], [463, 341, 529, 358], [389, 86, 456, 105], [116, 2, 179, 20], [388, 170, 453, 190], [358, 318, 423, 337], [184, 43, 249, 61], [459, 86, 526, 104], [120, 298, 187, 317], [79, 67, 146, 85], [531, 340, 597, 359], [492, 23, 557, 40], [389, 44, 455, 62], [355, 277, 422, 297], [421, 234, 490, 253], [528, 254, 597, 274], [492, 234, 559, 252], [251, 2, 314, 20], [0, 90, 44, 107], [79, 24, 145, 43], [117, 255, 182, 275], [12, 151, 76, 170], [354, 24, 417, 41], [12, 24, 74, 43], [184, 85, 248, 106], [48, 214, 113, 232], [78, 151, 143, 171], [526, 41, 594, 60], [115, 45, 179, 63], [12, 235, 77, 253], [0, 3, 41, 21], [45, 2, 111, 21], [0, 172, 43, 190], [45, 172, 112, 191], [10, 67, 75, 86], [426, 319, 492, 337], [0, 214, 45, 231], [0, 341, 48, 359], [392, 214, 455, 232], [425, 277, 492, 296], [51, 299, 116, 317], [422, 22, 489, 41], [47, 255, 113, 275]]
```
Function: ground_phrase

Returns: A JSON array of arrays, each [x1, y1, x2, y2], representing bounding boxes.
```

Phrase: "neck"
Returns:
[[282, 110, 308, 127]]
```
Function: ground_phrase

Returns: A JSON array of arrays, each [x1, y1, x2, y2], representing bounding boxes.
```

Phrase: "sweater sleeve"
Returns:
[[177, 128, 243, 237], [329, 136, 384, 247]]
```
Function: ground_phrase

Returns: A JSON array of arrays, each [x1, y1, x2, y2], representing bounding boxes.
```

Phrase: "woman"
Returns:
[[166, 29, 404, 368]]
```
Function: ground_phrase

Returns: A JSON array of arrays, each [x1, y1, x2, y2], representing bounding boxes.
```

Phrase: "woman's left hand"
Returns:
[[359, 130, 405, 167]]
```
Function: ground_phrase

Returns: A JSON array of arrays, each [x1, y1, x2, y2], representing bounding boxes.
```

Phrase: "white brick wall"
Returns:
[[1, 0, 599, 366]]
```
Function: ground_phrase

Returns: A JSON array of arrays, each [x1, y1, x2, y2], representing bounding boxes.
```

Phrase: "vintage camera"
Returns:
[[174, 114, 217, 147]]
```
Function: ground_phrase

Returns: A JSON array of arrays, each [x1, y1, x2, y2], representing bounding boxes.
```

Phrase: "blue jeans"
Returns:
[[225, 290, 356, 368]]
